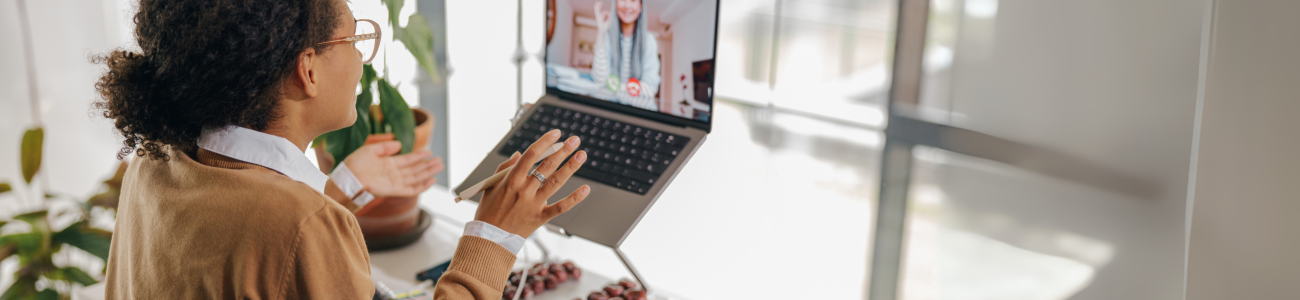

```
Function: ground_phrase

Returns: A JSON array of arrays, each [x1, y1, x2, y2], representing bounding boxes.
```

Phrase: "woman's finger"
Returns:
[[410, 175, 437, 193], [498, 152, 521, 172], [369, 140, 403, 156], [393, 149, 432, 165], [541, 185, 590, 220], [485, 153, 520, 195], [506, 129, 562, 189], [527, 136, 580, 190], [536, 150, 585, 199], [404, 163, 440, 186], [429, 157, 445, 174], [398, 155, 442, 177]]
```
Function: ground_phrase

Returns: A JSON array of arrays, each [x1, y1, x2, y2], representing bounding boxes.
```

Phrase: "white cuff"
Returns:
[[329, 162, 376, 208], [463, 220, 524, 256]]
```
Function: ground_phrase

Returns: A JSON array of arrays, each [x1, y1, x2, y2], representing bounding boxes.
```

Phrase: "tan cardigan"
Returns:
[[106, 148, 515, 299]]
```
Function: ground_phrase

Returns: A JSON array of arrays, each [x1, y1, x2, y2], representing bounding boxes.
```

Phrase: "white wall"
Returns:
[[1185, 0, 1300, 298], [0, 0, 136, 290], [0, 0, 131, 210], [445, 1, 527, 187]]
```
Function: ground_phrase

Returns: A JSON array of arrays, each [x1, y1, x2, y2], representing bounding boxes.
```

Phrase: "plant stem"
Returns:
[[16, 0, 40, 126]]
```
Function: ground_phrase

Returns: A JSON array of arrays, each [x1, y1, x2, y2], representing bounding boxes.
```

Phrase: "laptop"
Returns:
[[456, 0, 720, 248]]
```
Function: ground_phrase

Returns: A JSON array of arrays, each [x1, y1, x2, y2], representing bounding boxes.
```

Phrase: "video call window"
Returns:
[[545, 0, 718, 122]]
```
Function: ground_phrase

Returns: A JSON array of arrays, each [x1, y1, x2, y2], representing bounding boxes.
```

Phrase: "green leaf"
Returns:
[[52, 221, 111, 261], [21, 127, 44, 184], [0, 232, 43, 253], [51, 267, 98, 286], [13, 210, 47, 228], [0, 244, 15, 260], [33, 288, 58, 300], [380, 0, 405, 29], [87, 189, 121, 210], [377, 79, 416, 154], [360, 64, 378, 92], [310, 134, 327, 148], [0, 276, 37, 300], [322, 115, 370, 172], [0, 182, 10, 194], [398, 14, 442, 83], [357, 65, 377, 133]]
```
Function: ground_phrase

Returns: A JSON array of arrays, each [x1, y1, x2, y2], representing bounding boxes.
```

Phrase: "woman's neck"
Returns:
[[621, 21, 634, 37], [262, 105, 318, 153], [261, 125, 313, 153]]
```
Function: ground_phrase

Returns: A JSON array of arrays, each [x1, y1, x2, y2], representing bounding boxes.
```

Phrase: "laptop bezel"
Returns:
[[543, 0, 721, 133]]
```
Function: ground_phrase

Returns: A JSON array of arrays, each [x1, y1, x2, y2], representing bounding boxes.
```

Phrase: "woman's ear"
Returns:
[[294, 48, 320, 98]]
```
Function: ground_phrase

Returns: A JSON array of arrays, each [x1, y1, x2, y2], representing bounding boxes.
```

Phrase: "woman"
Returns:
[[95, 0, 589, 298], [591, 0, 661, 111]]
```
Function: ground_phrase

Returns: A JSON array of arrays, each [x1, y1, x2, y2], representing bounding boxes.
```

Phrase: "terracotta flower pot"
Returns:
[[314, 107, 434, 240]]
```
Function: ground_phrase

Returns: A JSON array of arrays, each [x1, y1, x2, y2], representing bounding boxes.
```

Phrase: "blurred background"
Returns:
[[2, 0, 1297, 299]]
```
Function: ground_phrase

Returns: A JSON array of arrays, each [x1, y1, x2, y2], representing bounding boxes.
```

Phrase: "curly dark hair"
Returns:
[[94, 0, 344, 160]]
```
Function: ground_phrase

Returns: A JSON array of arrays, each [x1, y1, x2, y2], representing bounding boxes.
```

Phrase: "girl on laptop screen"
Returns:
[[591, 0, 661, 111]]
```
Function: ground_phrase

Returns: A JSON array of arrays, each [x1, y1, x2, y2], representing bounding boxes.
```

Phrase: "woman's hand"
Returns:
[[342, 141, 444, 198], [594, 1, 611, 33], [475, 129, 589, 238]]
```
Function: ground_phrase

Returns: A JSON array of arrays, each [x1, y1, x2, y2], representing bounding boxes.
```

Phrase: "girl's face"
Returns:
[[616, 0, 641, 25]]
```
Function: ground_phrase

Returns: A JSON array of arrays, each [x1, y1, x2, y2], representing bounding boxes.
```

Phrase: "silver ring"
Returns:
[[530, 169, 547, 184]]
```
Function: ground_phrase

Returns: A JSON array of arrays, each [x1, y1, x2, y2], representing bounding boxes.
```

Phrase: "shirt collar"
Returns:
[[198, 125, 329, 193]]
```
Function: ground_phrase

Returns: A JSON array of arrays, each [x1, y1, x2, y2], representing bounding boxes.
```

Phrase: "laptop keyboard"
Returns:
[[497, 104, 690, 194]]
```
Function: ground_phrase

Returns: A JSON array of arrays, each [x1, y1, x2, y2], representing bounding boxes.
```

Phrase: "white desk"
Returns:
[[369, 186, 681, 300]]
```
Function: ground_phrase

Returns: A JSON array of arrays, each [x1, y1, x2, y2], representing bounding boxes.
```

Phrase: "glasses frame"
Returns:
[[318, 19, 382, 64]]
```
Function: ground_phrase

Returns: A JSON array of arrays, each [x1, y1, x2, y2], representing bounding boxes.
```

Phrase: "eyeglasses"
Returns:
[[318, 19, 381, 64]]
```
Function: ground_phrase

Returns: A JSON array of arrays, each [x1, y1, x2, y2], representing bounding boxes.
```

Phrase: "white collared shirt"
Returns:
[[199, 126, 332, 192], [197, 125, 524, 255]]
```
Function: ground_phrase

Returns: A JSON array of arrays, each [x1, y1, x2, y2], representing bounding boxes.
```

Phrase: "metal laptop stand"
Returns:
[[538, 227, 652, 296]]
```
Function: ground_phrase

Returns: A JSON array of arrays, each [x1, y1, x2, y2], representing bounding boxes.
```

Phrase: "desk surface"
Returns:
[[370, 186, 682, 300]]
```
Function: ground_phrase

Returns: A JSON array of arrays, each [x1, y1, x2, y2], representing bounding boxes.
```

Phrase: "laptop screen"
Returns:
[[545, 0, 719, 123]]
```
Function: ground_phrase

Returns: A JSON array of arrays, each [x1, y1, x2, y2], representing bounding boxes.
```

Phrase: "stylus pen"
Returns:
[[455, 142, 566, 202]]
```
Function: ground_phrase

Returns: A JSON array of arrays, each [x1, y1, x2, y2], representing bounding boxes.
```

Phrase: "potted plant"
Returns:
[[312, 0, 443, 248], [313, 64, 434, 244], [1, 128, 123, 298]]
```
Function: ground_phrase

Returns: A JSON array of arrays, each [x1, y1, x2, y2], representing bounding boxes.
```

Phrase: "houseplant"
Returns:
[[313, 0, 441, 245], [314, 65, 434, 242], [1, 128, 122, 299]]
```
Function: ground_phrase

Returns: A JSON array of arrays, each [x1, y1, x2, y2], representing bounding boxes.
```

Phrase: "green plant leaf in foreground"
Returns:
[[322, 106, 370, 172], [0, 276, 37, 300], [0, 244, 15, 260], [377, 78, 416, 154], [0, 232, 43, 253], [13, 210, 48, 228], [358, 64, 378, 134], [49, 266, 98, 286], [398, 14, 442, 83], [88, 189, 121, 211], [52, 221, 112, 261], [21, 127, 44, 184], [34, 288, 59, 300], [380, 0, 405, 30]]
